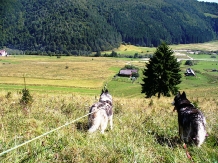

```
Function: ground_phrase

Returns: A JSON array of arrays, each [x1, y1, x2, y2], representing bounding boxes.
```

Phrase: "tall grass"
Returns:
[[0, 89, 217, 162]]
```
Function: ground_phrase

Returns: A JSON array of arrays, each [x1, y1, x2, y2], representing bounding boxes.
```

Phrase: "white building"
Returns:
[[0, 50, 7, 56]]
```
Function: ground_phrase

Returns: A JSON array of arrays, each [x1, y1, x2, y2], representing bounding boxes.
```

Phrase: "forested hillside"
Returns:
[[0, 0, 218, 55]]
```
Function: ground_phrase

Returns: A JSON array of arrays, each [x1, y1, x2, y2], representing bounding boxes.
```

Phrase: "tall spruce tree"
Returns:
[[141, 42, 181, 98]]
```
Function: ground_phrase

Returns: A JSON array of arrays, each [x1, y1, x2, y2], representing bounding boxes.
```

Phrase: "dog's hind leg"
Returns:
[[108, 115, 113, 130], [179, 125, 183, 140], [100, 117, 108, 134]]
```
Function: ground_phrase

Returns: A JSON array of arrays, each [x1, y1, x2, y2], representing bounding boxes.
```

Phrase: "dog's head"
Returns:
[[172, 91, 191, 111], [99, 89, 112, 103]]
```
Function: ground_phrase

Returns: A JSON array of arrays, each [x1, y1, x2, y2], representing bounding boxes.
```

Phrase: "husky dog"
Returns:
[[172, 91, 207, 147], [88, 89, 113, 134]]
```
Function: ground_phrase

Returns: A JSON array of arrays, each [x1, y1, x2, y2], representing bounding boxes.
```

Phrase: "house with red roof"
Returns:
[[118, 69, 138, 77]]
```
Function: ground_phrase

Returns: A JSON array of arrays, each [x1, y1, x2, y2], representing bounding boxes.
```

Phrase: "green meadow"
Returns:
[[188, 54, 218, 61], [0, 42, 218, 162]]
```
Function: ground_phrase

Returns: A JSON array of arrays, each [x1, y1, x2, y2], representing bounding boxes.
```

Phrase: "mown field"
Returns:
[[0, 42, 218, 162], [103, 40, 218, 56], [0, 56, 128, 95]]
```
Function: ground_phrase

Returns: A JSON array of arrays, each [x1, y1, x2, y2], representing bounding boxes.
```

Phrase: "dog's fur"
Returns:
[[172, 91, 206, 147], [88, 89, 113, 134]]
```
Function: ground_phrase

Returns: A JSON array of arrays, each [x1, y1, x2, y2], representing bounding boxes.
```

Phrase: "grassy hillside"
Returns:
[[0, 42, 218, 162], [0, 90, 217, 162], [1, 0, 218, 54]]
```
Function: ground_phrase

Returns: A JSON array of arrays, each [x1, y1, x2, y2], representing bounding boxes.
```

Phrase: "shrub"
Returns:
[[148, 99, 154, 106], [134, 53, 139, 58], [184, 60, 194, 66], [123, 65, 139, 70], [20, 88, 33, 106], [5, 92, 12, 99], [132, 72, 139, 78], [94, 51, 101, 57], [110, 51, 118, 57]]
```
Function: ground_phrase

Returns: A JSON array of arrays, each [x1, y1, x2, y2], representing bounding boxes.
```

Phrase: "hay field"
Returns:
[[103, 44, 156, 55], [0, 56, 143, 94], [170, 40, 218, 51], [102, 40, 218, 55]]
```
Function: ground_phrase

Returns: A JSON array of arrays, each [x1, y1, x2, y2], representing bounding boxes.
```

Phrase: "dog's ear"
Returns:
[[176, 91, 181, 97], [181, 91, 186, 98], [105, 89, 109, 93]]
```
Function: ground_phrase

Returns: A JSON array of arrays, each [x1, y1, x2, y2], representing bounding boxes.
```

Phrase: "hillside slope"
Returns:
[[0, 0, 218, 55]]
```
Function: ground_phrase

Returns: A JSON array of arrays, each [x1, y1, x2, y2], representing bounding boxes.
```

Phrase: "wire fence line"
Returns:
[[0, 110, 95, 157]]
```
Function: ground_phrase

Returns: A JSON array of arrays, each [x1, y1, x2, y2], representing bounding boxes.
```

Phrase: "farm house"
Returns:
[[118, 69, 138, 77], [185, 68, 195, 76]]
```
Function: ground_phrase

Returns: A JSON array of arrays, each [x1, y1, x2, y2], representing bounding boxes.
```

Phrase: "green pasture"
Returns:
[[188, 54, 218, 61], [192, 61, 218, 72], [181, 60, 218, 76], [0, 84, 99, 95], [178, 60, 218, 91], [108, 79, 142, 98]]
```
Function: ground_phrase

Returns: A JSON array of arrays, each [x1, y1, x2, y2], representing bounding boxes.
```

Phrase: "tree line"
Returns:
[[0, 0, 218, 55]]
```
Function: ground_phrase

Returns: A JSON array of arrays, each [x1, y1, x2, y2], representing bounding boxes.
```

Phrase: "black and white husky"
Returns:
[[88, 89, 113, 134], [172, 91, 207, 147]]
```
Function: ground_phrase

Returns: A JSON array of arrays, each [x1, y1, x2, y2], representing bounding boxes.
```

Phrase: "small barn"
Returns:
[[185, 68, 195, 76], [118, 69, 138, 77]]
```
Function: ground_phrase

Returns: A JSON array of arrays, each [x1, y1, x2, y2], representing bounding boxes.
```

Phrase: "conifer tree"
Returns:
[[141, 42, 181, 98]]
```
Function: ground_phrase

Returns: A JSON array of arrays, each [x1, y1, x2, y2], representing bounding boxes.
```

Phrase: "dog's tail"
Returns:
[[88, 110, 101, 133], [193, 116, 207, 147]]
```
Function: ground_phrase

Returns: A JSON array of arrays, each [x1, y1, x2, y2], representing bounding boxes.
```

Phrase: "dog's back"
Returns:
[[173, 91, 206, 147], [177, 105, 206, 146], [88, 89, 113, 134]]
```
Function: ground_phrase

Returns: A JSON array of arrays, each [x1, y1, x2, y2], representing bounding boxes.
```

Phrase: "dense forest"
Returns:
[[0, 0, 218, 55]]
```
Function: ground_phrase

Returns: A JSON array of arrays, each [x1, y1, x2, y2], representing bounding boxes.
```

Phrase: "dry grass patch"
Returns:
[[103, 44, 156, 55], [102, 41, 218, 55], [0, 56, 127, 89], [116, 44, 155, 53], [170, 40, 218, 51]]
